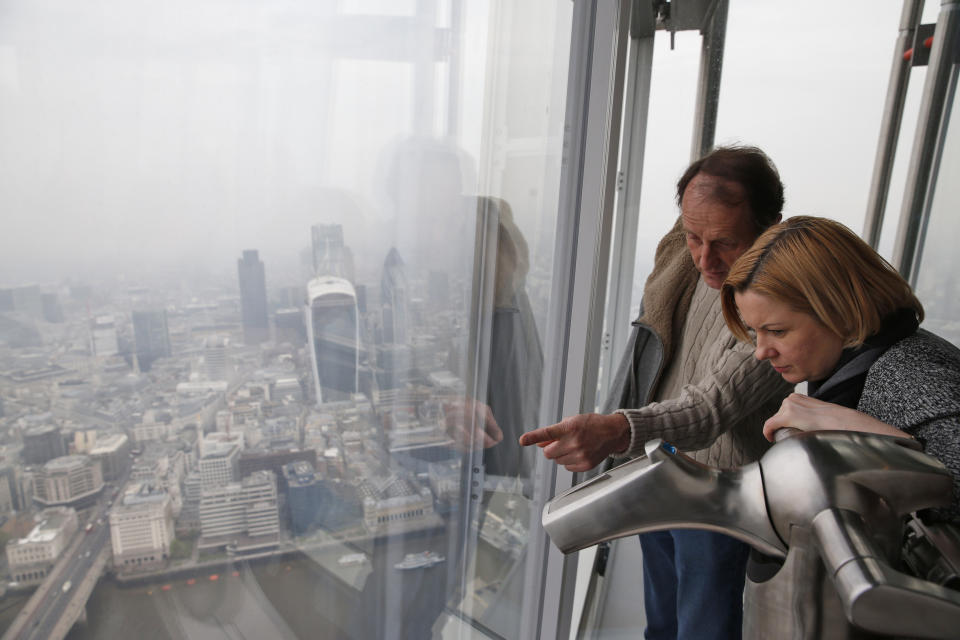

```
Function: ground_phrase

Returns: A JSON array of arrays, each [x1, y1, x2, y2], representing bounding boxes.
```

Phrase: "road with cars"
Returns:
[[1, 487, 117, 640]]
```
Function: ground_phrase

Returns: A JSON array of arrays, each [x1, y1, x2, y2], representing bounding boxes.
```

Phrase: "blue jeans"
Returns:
[[639, 530, 750, 640]]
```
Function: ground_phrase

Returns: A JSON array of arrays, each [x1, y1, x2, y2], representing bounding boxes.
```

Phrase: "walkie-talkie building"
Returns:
[[306, 275, 359, 404]]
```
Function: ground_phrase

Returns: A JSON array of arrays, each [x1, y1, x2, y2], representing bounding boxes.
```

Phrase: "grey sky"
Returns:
[[0, 0, 944, 295]]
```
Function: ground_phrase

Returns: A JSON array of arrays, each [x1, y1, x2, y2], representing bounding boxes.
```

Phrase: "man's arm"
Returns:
[[615, 337, 792, 457], [519, 336, 791, 471], [518, 413, 630, 472]]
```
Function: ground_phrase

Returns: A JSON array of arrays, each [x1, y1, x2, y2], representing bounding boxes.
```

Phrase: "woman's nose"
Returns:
[[754, 337, 775, 361]]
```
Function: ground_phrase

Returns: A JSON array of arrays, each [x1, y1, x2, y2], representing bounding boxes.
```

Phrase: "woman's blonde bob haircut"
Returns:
[[721, 216, 923, 348]]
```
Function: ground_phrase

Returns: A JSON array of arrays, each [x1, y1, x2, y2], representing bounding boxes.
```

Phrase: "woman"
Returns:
[[720, 215, 960, 520], [720, 216, 960, 638]]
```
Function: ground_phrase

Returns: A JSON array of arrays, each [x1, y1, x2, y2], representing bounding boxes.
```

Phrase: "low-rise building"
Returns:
[[359, 474, 438, 534], [199, 442, 240, 490], [89, 433, 131, 481], [31, 454, 103, 508], [198, 471, 279, 550], [6, 507, 78, 584], [109, 484, 174, 572]]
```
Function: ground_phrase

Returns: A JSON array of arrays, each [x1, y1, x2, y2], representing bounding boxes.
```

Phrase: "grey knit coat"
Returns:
[[859, 329, 960, 520]]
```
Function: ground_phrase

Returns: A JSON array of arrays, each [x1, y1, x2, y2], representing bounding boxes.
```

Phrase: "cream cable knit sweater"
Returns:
[[618, 278, 794, 469]]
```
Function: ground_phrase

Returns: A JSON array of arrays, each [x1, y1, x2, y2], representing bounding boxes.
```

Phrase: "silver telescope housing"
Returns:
[[542, 438, 786, 557], [541, 431, 960, 639]]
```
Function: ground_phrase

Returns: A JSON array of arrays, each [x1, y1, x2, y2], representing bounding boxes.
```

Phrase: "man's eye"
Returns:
[[769, 329, 785, 337]]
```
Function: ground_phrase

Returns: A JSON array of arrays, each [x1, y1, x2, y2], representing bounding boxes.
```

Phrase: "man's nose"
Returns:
[[699, 244, 717, 270]]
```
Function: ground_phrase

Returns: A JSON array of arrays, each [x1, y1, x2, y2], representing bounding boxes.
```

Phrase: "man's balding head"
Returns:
[[677, 146, 784, 289], [677, 146, 784, 233]]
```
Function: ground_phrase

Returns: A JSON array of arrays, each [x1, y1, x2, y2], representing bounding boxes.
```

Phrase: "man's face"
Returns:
[[681, 173, 758, 289]]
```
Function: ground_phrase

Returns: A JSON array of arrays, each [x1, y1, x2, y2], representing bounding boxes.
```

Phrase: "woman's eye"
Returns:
[[770, 329, 785, 337]]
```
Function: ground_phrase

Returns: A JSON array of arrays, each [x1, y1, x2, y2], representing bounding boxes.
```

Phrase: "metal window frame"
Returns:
[[573, 0, 730, 636], [892, 0, 960, 281], [862, 0, 925, 248], [532, 0, 732, 636], [531, 1, 632, 638], [597, 2, 657, 412], [598, 0, 728, 408], [689, 0, 729, 161]]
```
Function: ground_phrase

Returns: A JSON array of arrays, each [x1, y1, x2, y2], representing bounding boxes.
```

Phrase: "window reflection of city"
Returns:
[[0, 147, 541, 640]]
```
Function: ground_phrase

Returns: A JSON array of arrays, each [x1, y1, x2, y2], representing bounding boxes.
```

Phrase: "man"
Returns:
[[519, 146, 795, 639]]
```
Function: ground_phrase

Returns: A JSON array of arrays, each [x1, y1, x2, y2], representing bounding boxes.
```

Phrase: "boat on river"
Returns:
[[394, 551, 445, 570]]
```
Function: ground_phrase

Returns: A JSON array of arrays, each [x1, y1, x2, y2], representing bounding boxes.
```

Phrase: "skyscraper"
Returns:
[[274, 308, 307, 345], [311, 224, 343, 274], [40, 293, 63, 323], [306, 276, 359, 404], [22, 426, 67, 466], [11, 285, 42, 317], [310, 223, 355, 281], [0, 465, 21, 512], [237, 249, 269, 345], [380, 247, 409, 344], [203, 335, 230, 381], [132, 310, 171, 372], [91, 315, 119, 358]]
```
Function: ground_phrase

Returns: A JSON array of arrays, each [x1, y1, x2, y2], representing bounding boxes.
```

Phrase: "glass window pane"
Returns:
[[0, 1, 572, 638], [629, 1, 906, 318], [598, 2, 914, 637], [913, 66, 960, 347]]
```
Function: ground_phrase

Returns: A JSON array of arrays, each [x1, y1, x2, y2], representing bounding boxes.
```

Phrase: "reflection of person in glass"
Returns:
[[350, 137, 542, 639], [443, 194, 543, 638], [444, 196, 543, 483]]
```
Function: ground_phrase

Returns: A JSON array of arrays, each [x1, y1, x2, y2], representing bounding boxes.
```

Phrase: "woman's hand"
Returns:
[[763, 393, 911, 442]]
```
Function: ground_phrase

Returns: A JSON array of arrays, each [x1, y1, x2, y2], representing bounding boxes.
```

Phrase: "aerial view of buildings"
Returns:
[[0, 221, 531, 637]]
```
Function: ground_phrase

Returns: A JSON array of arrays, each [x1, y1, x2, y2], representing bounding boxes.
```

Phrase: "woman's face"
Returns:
[[734, 289, 845, 384]]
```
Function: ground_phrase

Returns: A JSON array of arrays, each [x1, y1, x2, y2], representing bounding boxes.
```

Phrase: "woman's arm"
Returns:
[[763, 393, 913, 442]]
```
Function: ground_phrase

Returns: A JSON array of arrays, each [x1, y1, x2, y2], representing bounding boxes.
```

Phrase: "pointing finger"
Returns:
[[519, 424, 564, 446]]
